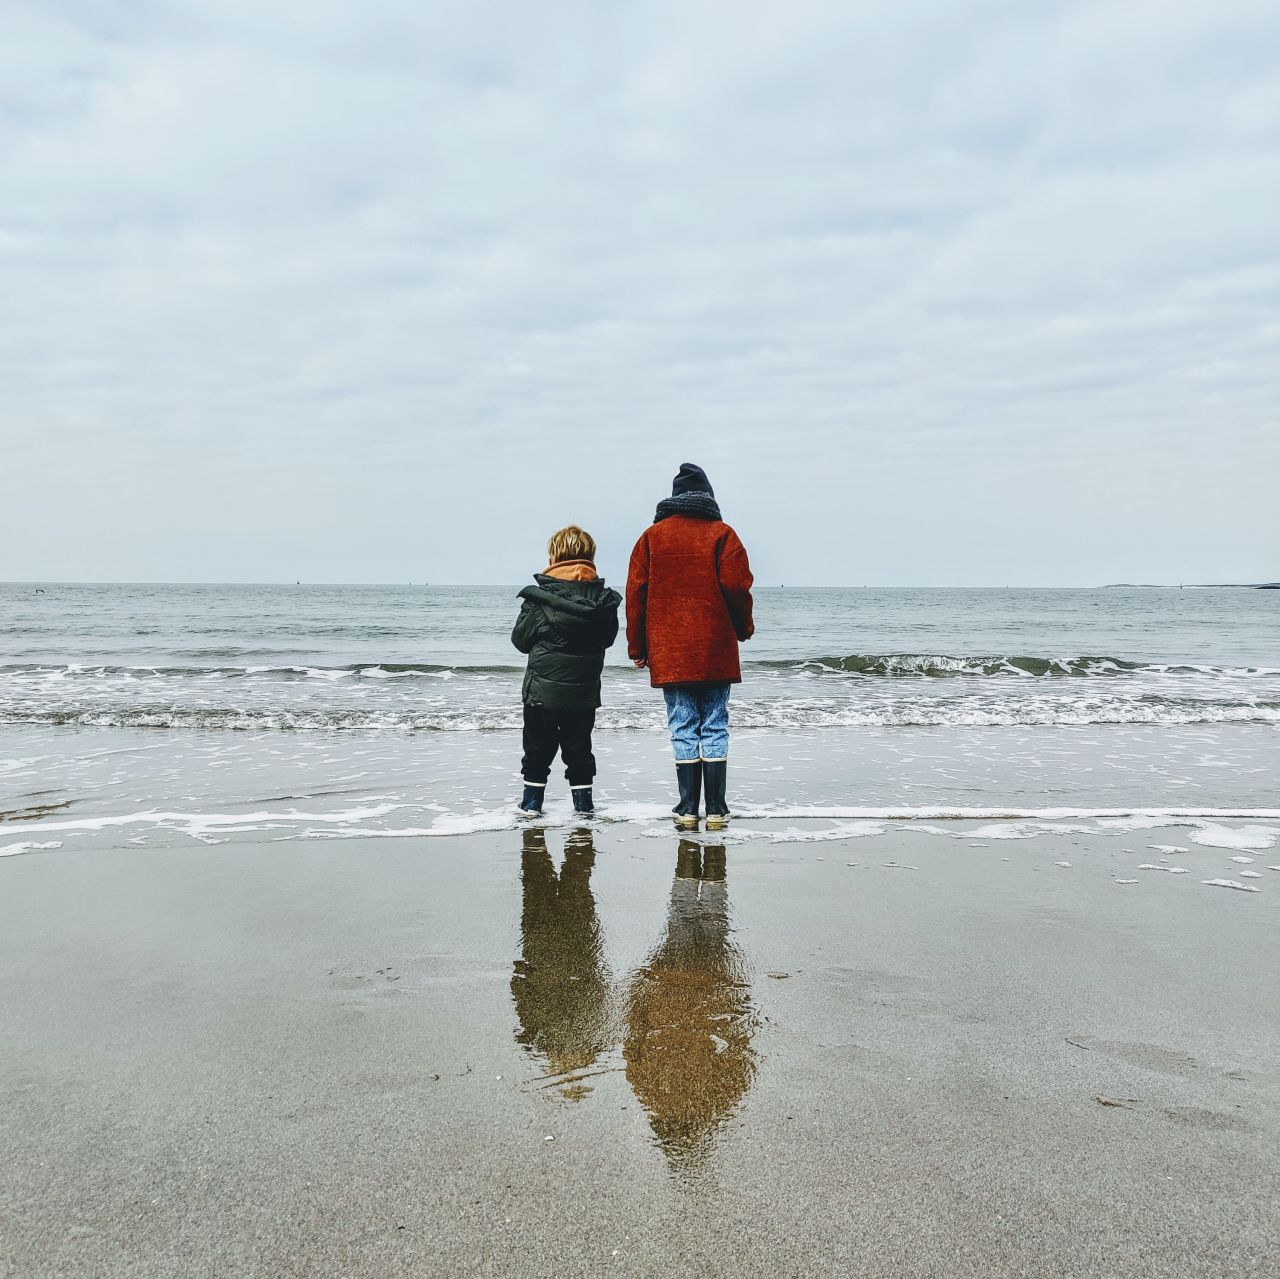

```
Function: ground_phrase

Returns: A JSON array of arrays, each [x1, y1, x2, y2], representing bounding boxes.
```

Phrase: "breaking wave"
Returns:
[[5, 650, 1278, 734], [5, 698, 1279, 731], [3, 654, 1278, 683], [800, 654, 1279, 678], [0, 661, 512, 680]]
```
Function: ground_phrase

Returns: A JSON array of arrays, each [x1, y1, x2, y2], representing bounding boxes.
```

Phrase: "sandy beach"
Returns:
[[3, 821, 1277, 1278], [8, 0, 1280, 1269]]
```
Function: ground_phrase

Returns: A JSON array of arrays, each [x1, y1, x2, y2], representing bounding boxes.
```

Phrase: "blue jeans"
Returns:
[[663, 684, 731, 763]]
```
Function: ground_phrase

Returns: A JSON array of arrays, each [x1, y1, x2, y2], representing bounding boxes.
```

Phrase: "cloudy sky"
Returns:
[[3, 0, 1277, 586]]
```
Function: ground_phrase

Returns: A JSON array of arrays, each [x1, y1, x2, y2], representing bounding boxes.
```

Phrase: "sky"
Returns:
[[2, 0, 1278, 587]]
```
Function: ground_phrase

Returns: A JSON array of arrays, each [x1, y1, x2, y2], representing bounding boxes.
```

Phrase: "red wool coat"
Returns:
[[626, 516, 755, 687]]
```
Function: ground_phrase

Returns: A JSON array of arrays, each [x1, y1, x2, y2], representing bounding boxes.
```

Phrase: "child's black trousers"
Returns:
[[521, 704, 596, 786]]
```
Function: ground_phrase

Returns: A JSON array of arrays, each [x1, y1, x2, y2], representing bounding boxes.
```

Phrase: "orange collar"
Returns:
[[543, 559, 598, 582]]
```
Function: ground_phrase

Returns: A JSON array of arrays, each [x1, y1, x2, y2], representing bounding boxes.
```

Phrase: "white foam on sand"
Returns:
[[1189, 825, 1277, 851], [0, 755, 51, 775], [1201, 878, 1261, 893], [1098, 816, 1185, 833], [694, 822, 888, 846], [274, 825, 444, 842], [6, 803, 406, 842], [332, 801, 679, 839], [956, 821, 1098, 840], [423, 810, 530, 837], [0, 840, 63, 858], [426, 804, 678, 837], [7, 799, 1280, 856], [735, 806, 1280, 821], [1138, 864, 1190, 874]]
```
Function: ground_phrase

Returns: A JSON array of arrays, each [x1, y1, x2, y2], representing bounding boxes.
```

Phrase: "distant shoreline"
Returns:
[[1103, 582, 1280, 590]]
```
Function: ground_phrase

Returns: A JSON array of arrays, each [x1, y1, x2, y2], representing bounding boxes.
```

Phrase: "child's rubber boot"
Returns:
[[702, 760, 729, 830], [672, 761, 702, 829], [571, 785, 594, 816], [517, 782, 545, 816]]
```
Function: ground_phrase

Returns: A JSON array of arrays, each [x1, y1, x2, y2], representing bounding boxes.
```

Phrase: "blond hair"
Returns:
[[547, 525, 597, 564]]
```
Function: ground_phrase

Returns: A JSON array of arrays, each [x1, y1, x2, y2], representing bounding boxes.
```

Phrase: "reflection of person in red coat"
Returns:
[[626, 464, 755, 829]]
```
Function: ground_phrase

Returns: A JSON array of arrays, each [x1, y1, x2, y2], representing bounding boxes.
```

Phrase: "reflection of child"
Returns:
[[511, 526, 621, 816], [510, 828, 613, 1096], [623, 841, 757, 1173]]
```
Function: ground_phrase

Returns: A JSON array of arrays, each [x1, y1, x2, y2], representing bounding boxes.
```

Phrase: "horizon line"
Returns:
[[4, 579, 1276, 590]]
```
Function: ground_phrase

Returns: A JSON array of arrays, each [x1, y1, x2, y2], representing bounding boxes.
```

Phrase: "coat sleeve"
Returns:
[[601, 597, 620, 651], [625, 534, 650, 661], [718, 528, 755, 642], [511, 600, 540, 654]]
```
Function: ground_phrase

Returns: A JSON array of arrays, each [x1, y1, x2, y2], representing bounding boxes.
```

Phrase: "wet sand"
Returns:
[[2, 824, 1278, 1277]]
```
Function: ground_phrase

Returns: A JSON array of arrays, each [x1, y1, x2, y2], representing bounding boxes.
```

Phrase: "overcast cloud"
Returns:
[[2, 0, 1277, 585]]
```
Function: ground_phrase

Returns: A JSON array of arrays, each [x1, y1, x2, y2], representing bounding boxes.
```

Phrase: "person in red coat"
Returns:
[[626, 463, 755, 829]]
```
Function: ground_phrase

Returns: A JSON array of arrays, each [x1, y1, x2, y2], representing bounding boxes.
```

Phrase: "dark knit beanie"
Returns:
[[672, 462, 714, 498]]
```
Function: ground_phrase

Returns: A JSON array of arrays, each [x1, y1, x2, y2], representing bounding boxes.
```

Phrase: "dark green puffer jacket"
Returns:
[[512, 576, 622, 711]]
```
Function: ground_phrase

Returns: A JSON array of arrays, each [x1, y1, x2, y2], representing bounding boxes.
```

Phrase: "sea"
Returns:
[[3, 583, 1278, 854]]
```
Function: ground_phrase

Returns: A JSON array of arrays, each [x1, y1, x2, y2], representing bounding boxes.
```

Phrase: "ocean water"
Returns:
[[3, 583, 1278, 854], [5, 582, 1279, 731]]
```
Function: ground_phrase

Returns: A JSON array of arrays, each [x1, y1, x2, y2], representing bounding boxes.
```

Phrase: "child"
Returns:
[[512, 525, 621, 816], [626, 464, 754, 830]]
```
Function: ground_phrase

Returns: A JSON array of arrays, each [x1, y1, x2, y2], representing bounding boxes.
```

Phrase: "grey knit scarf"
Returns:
[[654, 492, 722, 523]]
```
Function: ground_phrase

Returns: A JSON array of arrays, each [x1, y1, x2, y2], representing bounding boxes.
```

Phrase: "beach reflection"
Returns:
[[623, 840, 758, 1176], [510, 827, 614, 1100]]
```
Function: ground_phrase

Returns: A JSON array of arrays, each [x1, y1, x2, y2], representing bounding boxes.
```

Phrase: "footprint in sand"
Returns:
[[1161, 1106, 1252, 1133], [1065, 1036, 1199, 1076], [327, 966, 403, 990]]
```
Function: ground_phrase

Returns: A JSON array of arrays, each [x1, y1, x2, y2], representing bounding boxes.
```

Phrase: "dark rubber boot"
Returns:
[[672, 762, 702, 828], [517, 783, 544, 816], [571, 787, 594, 815], [703, 760, 729, 829]]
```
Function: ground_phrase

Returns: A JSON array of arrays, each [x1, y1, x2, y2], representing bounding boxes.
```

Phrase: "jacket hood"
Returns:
[[542, 558, 597, 582], [520, 575, 622, 624]]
